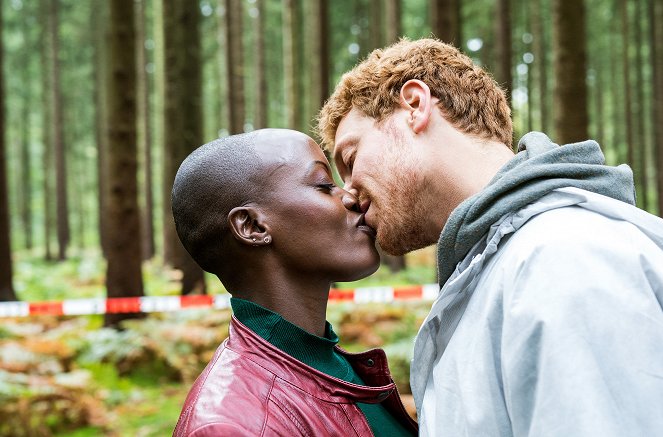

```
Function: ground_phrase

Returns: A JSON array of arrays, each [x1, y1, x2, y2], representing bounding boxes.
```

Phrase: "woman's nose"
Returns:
[[341, 189, 361, 213]]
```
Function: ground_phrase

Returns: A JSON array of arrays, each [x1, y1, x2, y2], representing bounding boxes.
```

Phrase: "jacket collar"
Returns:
[[227, 316, 397, 404]]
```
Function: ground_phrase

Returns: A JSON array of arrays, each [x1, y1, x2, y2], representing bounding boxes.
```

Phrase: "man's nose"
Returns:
[[341, 189, 361, 213], [343, 181, 358, 198]]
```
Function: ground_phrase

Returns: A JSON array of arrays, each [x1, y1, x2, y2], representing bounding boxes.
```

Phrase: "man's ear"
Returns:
[[228, 207, 272, 247], [399, 79, 434, 134]]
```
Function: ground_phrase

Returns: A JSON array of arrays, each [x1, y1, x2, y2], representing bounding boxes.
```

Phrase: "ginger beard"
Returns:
[[369, 127, 437, 256]]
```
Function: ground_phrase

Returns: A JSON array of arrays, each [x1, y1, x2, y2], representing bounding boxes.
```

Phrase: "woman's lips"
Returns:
[[356, 213, 377, 238], [357, 224, 377, 238]]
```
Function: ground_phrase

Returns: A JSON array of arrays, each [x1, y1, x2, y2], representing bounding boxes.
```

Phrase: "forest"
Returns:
[[0, 0, 662, 435]]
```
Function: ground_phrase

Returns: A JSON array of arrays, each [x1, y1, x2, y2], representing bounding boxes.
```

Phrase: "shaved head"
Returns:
[[171, 129, 315, 276], [172, 131, 262, 274]]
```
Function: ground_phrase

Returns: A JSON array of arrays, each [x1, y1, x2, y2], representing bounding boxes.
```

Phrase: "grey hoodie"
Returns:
[[436, 131, 636, 286]]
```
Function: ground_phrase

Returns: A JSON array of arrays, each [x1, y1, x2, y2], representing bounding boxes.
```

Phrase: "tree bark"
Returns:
[[552, 0, 589, 144], [531, 0, 549, 134], [0, 0, 16, 302], [650, 0, 663, 216], [633, 0, 648, 210], [105, 0, 145, 327], [20, 28, 32, 250], [93, 0, 109, 258], [135, 0, 155, 260], [47, 0, 69, 261], [226, 0, 245, 134], [162, 0, 206, 295], [494, 0, 512, 107], [431, 0, 461, 46], [319, 0, 330, 108], [283, 0, 300, 130], [385, 0, 401, 44], [620, 0, 635, 170], [306, 0, 328, 133], [216, 0, 228, 132], [609, 0, 624, 162], [369, 0, 383, 51], [40, 0, 54, 261], [254, 0, 267, 129]]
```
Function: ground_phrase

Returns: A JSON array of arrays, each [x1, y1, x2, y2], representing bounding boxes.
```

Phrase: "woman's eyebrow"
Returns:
[[307, 160, 333, 176]]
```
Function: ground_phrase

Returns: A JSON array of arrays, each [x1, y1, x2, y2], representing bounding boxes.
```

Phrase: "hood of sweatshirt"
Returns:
[[436, 131, 636, 286]]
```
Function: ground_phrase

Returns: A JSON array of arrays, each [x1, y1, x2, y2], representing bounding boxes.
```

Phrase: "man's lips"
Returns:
[[356, 213, 377, 238], [359, 198, 371, 213]]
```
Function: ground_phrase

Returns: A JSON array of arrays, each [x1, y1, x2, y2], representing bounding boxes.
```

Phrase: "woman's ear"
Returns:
[[228, 207, 272, 247], [399, 79, 434, 134]]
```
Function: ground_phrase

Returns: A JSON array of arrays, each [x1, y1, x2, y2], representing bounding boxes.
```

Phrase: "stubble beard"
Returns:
[[371, 142, 438, 256]]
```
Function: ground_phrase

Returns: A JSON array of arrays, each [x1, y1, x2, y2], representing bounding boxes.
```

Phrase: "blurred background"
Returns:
[[0, 0, 661, 435]]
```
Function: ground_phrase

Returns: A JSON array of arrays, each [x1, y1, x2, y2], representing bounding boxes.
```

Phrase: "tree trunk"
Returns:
[[523, 0, 533, 134], [531, 0, 549, 133], [216, 0, 228, 132], [162, 0, 182, 267], [254, 0, 267, 129], [633, 0, 648, 210], [135, 0, 155, 260], [552, 0, 589, 144], [318, 0, 330, 108], [0, 0, 16, 302], [369, 0, 383, 51], [430, 0, 461, 46], [93, 0, 109, 258], [651, 0, 663, 216], [385, 0, 401, 44], [20, 52, 32, 250], [162, 0, 206, 295], [39, 0, 53, 261], [226, 0, 245, 134], [620, 0, 635, 170], [105, 0, 145, 327], [609, 0, 624, 162], [283, 0, 300, 130], [47, 0, 69, 261], [494, 0, 512, 107], [306, 0, 328, 133]]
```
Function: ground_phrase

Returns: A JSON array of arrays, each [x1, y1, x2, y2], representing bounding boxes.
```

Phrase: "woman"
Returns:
[[171, 128, 417, 436]]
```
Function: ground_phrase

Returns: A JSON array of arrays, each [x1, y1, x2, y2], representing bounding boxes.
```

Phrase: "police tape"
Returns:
[[0, 284, 441, 318]]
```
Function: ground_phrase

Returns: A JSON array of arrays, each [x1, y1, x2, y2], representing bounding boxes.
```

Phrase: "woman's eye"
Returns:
[[317, 183, 336, 192]]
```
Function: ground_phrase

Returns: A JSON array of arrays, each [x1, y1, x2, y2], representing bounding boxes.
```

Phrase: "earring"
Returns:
[[264, 236, 271, 244], [252, 237, 256, 242]]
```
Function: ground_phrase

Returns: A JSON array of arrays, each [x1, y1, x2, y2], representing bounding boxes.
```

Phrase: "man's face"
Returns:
[[333, 108, 438, 255]]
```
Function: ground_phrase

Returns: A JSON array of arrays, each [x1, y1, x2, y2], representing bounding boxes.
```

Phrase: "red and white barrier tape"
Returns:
[[0, 284, 440, 318]]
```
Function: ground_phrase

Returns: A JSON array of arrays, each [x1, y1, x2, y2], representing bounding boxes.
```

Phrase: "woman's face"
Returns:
[[256, 131, 380, 282]]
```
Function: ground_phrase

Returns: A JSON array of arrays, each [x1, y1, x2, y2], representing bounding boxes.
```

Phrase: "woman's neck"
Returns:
[[230, 269, 331, 337]]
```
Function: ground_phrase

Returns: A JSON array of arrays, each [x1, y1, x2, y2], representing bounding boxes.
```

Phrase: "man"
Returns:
[[317, 38, 663, 436]]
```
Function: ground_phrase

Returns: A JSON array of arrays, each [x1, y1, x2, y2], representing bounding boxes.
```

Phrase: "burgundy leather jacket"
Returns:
[[174, 317, 418, 436]]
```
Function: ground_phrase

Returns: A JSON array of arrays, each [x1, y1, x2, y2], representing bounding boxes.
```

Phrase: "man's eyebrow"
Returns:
[[334, 136, 359, 155]]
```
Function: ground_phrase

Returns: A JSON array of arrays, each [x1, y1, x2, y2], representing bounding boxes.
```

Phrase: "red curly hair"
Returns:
[[317, 38, 512, 150]]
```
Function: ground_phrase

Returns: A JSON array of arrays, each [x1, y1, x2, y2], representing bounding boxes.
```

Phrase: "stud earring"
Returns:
[[264, 236, 271, 244]]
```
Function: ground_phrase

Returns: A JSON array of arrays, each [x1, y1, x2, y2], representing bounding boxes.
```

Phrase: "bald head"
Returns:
[[171, 129, 312, 275], [171, 131, 262, 274]]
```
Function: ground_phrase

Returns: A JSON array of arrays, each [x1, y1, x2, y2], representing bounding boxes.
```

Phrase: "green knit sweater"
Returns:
[[231, 298, 413, 436]]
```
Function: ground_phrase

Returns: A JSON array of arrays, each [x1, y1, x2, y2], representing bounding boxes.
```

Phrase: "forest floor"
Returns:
[[1, 249, 436, 436]]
